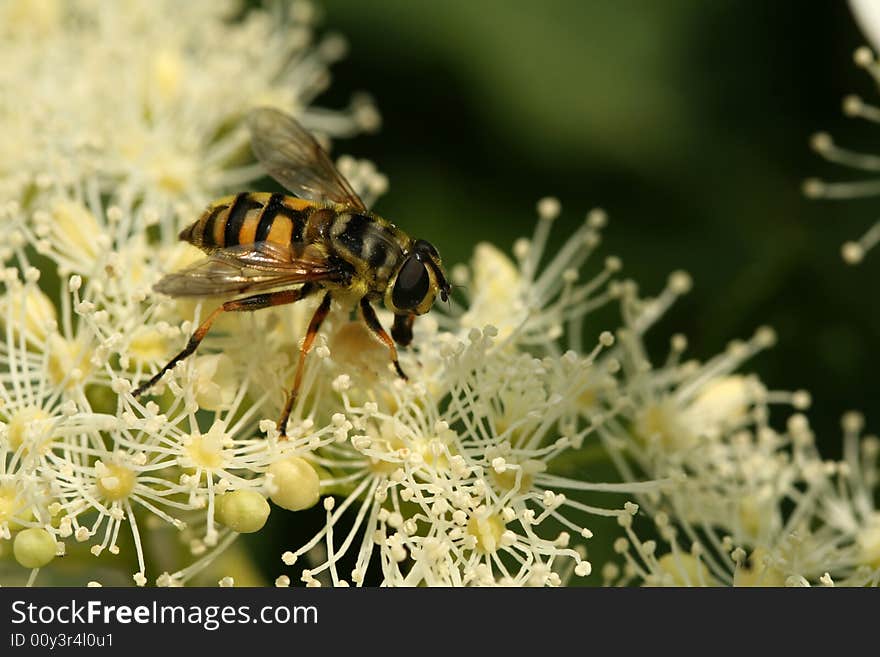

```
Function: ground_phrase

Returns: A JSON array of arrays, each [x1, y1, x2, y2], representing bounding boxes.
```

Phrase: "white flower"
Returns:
[[277, 318, 658, 587], [851, 0, 880, 54], [605, 390, 851, 587], [2, 187, 206, 401], [812, 412, 880, 586], [447, 198, 621, 353], [589, 270, 852, 587], [803, 40, 880, 263], [609, 473, 844, 588], [0, 267, 109, 398], [0, 0, 377, 211], [0, 0, 380, 586]]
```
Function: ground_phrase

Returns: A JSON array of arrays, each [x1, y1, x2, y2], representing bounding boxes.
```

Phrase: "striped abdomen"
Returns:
[[180, 192, 316, 252]]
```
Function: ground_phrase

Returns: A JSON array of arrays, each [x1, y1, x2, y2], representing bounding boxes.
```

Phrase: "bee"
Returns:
[[132, 107, 450, 437]]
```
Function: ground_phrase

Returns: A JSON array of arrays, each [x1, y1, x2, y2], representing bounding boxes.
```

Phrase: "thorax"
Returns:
[[323, 207, 409, 294]]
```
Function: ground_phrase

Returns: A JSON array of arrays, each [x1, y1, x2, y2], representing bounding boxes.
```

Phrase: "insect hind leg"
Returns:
[[277, 291, 333, 439], [132, 285, 315, 399]]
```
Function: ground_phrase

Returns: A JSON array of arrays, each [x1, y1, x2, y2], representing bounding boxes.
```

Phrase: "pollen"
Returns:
[[95, 460, 137, 502], [50, 199, 101, 266], [328, 321, 387, 377], [635, 400, 696, 451], [491, 459, 545, 494], [856, 519, 880, 568], [732, 547, 786, 587], [151, 48, 185, 102], [47, 335, 92, 389], [184, 422, 228, 471], [466, 510, 507, 554], [0, 285, 57, 345], [6, 407, 49, 452], [0, 485, 31, 531], [127, 326, 171, 365], [655, 553, 712, 586]]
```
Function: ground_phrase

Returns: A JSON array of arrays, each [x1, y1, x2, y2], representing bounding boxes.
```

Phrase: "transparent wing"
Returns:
[[248, 107, 367, 212], [154, 241, 341, 297]]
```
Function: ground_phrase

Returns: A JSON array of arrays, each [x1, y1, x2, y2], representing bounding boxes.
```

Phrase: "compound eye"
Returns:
[[392, 257, 430, 310]]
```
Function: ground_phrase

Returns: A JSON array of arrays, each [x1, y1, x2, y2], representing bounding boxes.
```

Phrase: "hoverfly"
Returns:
[[133, 107, 450, 437]]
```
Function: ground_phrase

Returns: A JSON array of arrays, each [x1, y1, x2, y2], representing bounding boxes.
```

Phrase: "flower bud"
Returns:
[[13, 528, 58, 568], [268, 457, 320, 511], [215, 490, 270, 533]]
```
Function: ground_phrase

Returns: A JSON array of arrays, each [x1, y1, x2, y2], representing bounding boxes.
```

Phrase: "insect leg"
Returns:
[[360, 298, 408, 380], [132, 284, 316, 398], [391, 313, 415, 347], [277, 291, 333, 438]]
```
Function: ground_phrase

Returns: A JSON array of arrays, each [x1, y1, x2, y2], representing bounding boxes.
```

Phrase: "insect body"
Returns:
[[133, 107, 450, 437]]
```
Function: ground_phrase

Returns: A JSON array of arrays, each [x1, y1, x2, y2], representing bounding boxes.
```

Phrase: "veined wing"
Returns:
[[154, 241, 340, 297], [248, 106, 367, 212]]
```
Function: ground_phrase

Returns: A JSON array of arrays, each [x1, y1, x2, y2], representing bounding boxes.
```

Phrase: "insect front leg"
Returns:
[[277, 291, 333, 439], [132, 284, 317, 399], [391, 313, 415, 347], [359, 298, 408, 381]]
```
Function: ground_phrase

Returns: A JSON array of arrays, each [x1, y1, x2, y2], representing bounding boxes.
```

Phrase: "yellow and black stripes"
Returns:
[[178, 200, 228, 248], [224, 193, 264, 247], [178, 194, 413, 298], [181, 192, 315, 252], [254, 194, 310, 244]]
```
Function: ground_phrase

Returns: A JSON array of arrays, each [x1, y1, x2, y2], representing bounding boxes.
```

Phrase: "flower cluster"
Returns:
[[606, 413, 880, 587], [804, 0, 880, 263], [0, 0, 377, 215], [598, 299, 880, 587], [0, 0, 378, 586], [803, 45, 880, 264]]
